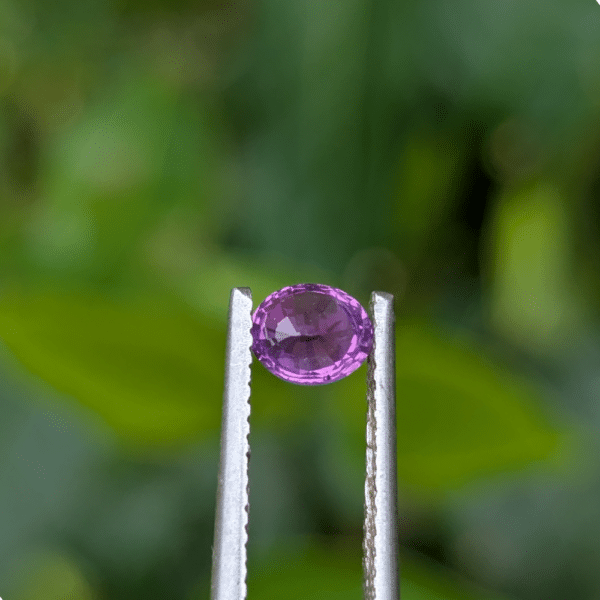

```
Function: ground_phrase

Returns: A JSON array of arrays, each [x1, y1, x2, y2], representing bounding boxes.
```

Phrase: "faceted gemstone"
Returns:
[[251, 283, 374, 385]]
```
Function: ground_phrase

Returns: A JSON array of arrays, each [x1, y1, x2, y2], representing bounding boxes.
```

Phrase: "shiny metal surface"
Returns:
[[363, 291, 399, 600], [210, 287, 253, 600]]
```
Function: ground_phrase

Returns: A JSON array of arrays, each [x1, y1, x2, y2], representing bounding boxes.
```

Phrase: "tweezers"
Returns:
[[210, 287, 399, 600]]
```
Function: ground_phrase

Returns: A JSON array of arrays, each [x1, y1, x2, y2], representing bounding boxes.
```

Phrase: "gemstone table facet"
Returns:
[[251, 283, 374, 385]]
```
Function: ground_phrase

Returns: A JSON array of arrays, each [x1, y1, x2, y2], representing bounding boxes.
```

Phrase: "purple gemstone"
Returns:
[[251, 283, 374, 385]]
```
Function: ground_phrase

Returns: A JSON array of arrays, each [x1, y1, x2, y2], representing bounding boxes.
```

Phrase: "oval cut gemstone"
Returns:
[[251, 283, 374, 385]]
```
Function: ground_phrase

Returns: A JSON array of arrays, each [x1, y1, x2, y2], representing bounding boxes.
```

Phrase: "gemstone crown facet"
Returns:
[[251, 283, 374, 385]]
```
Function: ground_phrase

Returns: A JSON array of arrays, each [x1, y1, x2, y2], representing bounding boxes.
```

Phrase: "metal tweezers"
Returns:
[[211, 287, 399, 600]]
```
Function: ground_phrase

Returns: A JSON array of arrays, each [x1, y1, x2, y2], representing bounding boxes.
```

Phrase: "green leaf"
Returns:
[[12, 550, 95, 600], [329, 321, 561, 494], [395, 322, 560, 490], [485, 181, 583, 353], [401, 550, 514, 600], [0, 287, 224, 448], [248, 540, 362, 600], [22, 73, 220, 286]]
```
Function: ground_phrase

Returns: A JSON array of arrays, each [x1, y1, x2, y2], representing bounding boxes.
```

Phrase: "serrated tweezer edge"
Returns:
[[211, 287, 253, 600], [211, 288, 399, 600], [364, 291, 399, 600]]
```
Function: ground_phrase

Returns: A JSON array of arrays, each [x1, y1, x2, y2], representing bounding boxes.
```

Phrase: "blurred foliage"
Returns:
[[11, 550, 96, 600], [1, 0, 600, 598], [0, 287, 225, 447], [241, 539, 513, 600], [485, 181, 583, 354]]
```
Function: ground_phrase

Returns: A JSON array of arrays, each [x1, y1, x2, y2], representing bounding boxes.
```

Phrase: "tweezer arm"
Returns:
[[211, 287, 253, 600], [364, 291, 399, 600]]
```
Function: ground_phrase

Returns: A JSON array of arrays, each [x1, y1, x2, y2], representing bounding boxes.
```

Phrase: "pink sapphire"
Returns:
[[251, 283, 374, 385]]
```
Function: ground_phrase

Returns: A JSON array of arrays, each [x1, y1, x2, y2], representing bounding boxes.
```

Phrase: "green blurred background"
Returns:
[[1, 0, 600, 598]]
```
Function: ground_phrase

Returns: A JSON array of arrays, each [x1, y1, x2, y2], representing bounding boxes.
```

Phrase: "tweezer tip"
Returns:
[[371, 290, 394, 304], [232, 287, 252, 300]]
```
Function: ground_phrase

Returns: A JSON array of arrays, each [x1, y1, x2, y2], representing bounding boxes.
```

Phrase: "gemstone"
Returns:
[[251, 283, 374, 385]]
